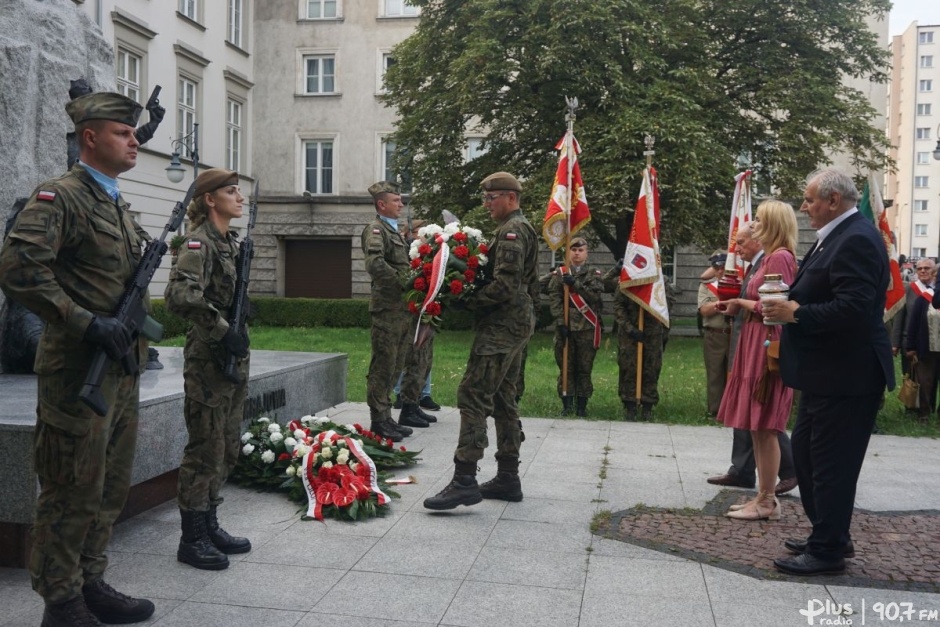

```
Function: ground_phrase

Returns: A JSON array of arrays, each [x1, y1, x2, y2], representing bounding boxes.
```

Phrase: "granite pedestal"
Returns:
[[0, 348, 346, 567]]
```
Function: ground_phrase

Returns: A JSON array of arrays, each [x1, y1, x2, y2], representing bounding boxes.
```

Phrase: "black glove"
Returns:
[[562, 274, 576, 288], [628, 328, 645, 343], [557, 324, 570, 338], [147, 102, 166, 124], [84, 316, 132, 361], [221, 327, 250, 358]]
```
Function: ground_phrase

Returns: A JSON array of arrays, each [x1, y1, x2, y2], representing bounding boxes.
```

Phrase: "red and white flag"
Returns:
[[620, 167, 669, 327], [543, 131, 590, 250], [863, 173, 905, 321], [723, 171, 752, 279]]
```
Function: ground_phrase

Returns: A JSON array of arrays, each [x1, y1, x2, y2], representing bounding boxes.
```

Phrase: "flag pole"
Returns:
[[636, 134, 655, 406], [561, 95, 578, 401]]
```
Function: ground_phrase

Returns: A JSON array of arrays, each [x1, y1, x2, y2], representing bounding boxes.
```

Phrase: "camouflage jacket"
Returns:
[[603, 266, 673, 336], [360, 216, 409, 313], [165, 220, 241, 361], [0, 164, 149, 373], [549, 263, 604, 332], [468, 210, 539, 354]]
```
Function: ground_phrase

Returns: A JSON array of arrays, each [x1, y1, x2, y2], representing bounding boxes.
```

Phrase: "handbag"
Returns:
[[898, 356, 920, 410], [754, 333, 781, 404]]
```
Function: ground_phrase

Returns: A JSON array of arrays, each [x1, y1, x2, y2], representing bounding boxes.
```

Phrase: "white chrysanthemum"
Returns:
[[478, 253, 488, 265], [267, 423, 281, 433], [293, 429, 306, 439], [300, 414, 314, 425], [443, 221, 460, 235], [336, 450, 350, 465], [261, 450, 275, 464], [421, 224, 443, 238], [462, 226, 483, 240], [320, 446, 333, 460], [285, 466, 296, 477], [257, 417, 270, 424], [313, 415, 329, 426], [240, 432, 252, 443], [409, 240, 421, 259], [242, 443, 255, 456], [284, 437, 297, 447], [345, 424, 358, 434], [269, 431, 284, 444], [321, 461, 334, 469]]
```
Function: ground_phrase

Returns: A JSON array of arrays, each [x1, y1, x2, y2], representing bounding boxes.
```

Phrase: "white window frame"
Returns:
[[918, 103, 933, 116], [915, 224, 929, 237], [379, 136, 412, 193], [226, 98, 243, 172], [915, 200, 930, 212], [918, 152, 931, 165], [920, 79, 934, 92], [179, 0, 197, 20], [465, 137, 488, 163], [116, 48, 141, 103], [305, 0, 339, 19], [300, 137, 336, 195], [298, 51, 338, 95], [917, 127, 932, 140], [383, 0, 419, 17], [915, 176, 930, 188], [914, 247, 928, 258], [921, 31, 935, 45], [228, 0, 243, 47], [922, 55, 935, 68], [376, 51, 395, 93], [177, 76, 198, 159]]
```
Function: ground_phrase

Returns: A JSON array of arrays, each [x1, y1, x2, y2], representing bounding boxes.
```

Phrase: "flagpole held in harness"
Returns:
[[561, 96, 578, 400]]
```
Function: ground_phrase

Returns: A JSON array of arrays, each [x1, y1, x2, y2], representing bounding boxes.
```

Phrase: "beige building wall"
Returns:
[[76, 0, 255, 292], [887, 21, 940, 260]]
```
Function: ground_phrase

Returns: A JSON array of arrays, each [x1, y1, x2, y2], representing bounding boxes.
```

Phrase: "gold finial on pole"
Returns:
[[644, 134, 655, 168]]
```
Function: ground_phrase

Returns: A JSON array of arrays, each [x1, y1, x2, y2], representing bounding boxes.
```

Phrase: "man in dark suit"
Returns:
[[763, 168, 894, 576], [892, 259, 934, 379]]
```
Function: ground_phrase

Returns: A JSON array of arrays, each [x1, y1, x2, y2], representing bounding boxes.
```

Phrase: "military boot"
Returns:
[[479, 471, 523, 502], [623, 402, 638, 421], [414, 404, 437, 423], [424, 461, 482, 510], [82, 579, 155, 625], [178, 508, 229, 570], [41, 595, 103, 627], [561, 396, 573, 416], [399, 403, 430, 428], [641, 403, 654, 422], [371, 420, 404, 442], [576, 396, 588, 417], [206, 504, 251, 554]]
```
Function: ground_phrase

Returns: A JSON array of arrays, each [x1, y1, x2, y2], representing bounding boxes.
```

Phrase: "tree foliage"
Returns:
[[383, 0, 892, 257]]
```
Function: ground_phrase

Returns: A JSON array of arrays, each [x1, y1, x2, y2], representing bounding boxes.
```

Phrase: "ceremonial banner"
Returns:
[[859, 174, 905, 322], [620, 167, 669, 327], [723, 170, 752, 278], [543, 131, 590, 250]]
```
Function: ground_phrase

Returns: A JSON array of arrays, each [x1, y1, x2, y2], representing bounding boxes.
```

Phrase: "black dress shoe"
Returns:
[[784, 538, 855, 558], [773, 553, 846, 576], [774, 476, 798, 495], [706, 473, 755, 489], [419, 396, 441, 411]]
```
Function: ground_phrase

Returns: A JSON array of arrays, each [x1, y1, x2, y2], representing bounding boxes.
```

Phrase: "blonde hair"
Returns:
[[186, 196, 209, 229], [753, 199, 797, 254]]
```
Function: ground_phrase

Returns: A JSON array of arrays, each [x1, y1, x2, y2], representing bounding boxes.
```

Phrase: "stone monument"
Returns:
[[0, 0, 115, 373]]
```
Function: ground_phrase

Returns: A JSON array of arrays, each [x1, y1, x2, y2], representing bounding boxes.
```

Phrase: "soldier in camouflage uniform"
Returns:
[[549, 237, 604, 417], [165, 168, 251, 571], [424, 172, 539, 510], [361, 181, 413, 442], [604, 266, 673, 421], [0, 92, 155, 626]]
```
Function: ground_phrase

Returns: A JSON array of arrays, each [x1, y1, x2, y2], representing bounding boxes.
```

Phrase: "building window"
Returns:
[[307, 0, 337, 18], [304, 55, 336, 94], [116, 49, 141, 102], [228, 0, 242, 47], [177, 77, 197, 158], [226, 99, 242, 171], [179, 0, 197, 20], [914, 247, 927, 258], [384, 0, 419, 17], [918, 152, 931, 164], [920, 79, 934, 92], [304, 140, 334, 194], [921, 31, 935, 45], [918, 103, 933, 116], [915, 176, 929, 188], [917, 127, 932, 140], [915, 200, 930, 212], [382, 139, 412, 193], [922, 55, 935, 68], [916, 224, 929, 237], [465, 137, 487, 162]]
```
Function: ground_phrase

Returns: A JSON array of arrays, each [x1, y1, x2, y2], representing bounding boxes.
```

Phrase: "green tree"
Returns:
[[383, 0, 891, 256]]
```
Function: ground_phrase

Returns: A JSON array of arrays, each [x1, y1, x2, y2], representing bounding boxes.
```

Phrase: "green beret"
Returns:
[[195, 168, 239, 197], [368, 181, 400, 198], [66, 92, 143, 127], [569, 237, 588, 249], [481, 171, 522, 192]]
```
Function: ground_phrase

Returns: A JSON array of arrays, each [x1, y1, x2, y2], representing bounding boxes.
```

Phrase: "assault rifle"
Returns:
[[79, 180, 196, 415], [223, 179, 258, 383]]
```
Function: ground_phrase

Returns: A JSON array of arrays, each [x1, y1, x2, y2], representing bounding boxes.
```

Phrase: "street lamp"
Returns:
[[165, 122, 199, 183], [934, 123, 940, 161]]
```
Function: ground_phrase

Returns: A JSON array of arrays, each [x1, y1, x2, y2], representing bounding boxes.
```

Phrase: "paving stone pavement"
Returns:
[[2, 401, 939, 626]]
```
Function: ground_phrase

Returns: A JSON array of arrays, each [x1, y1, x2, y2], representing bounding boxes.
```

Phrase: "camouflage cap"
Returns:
[[481, 172, 522, 192], [569, 237, 588, 249], [368, 181, 400, 198], [194, 168, 239, 197], [65, 91, 143, 127]]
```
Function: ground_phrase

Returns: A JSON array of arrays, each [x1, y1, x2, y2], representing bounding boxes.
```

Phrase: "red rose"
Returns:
[[386, 438, 393, 447], [452, 231, 467, 242], [426, 301, 442, 316], [414, 277, 427, 291], [408, 301, 419, 314], [453, 245, 469, 259], [400, 446, 407, 452], [353, 423, 363, 432], [423, 262, 433, 277], [418, 243, 432, 256], [278, 453, 290, 461], [410, 258, 422, 269], [464, 270, 476, 282], [467, 256, 480, 269], [450, 280, 464, 295], [479, 243, 489, 254]]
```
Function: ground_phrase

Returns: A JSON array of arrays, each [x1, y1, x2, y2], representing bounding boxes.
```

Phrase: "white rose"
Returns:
[[258, 417, 270, 424], [269, 432, 284, 444], [321, 461, 333, 469], [349, 462, 360, 473], [320, 446, 333, 460], [242, 443, 255, 456], [240, 432, 252, 443], [294, 444, 308, 457], [336, 450, 350, 465], [261, 450, 275, 464], [293, 429, 306, 439], [284, 437, 297, 447], [267, 423, 281, 433], [285, 466, 296, 477]]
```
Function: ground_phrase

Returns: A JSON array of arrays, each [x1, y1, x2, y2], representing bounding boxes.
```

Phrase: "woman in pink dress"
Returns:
[[717, 200, 798, 520]]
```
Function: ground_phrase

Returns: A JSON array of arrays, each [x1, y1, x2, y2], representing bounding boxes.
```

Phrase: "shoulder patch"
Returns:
[[37, 191, 56, 202], [373, 228, 382, 234], [505, 233, 517, 240], [595, 269, 602, 275], [187, 241, 202, 249]]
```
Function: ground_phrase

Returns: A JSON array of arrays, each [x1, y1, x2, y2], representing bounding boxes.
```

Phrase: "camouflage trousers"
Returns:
[[454, 345, 526, 465], [400, 319, 434, 404], [703, 328, 731, 415], [554, 329, 598, 398], [367, 310, 411, 422], [617, 327, 664, 405], [515, 343, 529, 400], [30, 369, 140, 603], [177, 355, 249, 511]]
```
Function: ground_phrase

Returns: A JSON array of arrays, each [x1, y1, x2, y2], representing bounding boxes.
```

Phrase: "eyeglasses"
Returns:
[[482, 192, 508, 202], [917, 266, 933, 271]]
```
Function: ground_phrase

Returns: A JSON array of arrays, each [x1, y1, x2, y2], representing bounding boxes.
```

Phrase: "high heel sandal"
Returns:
[[725, 491, 780, 521]]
